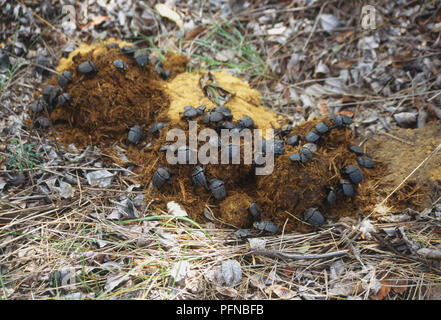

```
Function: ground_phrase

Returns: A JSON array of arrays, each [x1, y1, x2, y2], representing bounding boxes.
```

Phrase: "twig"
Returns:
[[250, 249, 348, 261]]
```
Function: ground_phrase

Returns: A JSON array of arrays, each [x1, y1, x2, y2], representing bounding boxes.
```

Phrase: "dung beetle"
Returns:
[[217, 121, 236, 131], [237, 116, 254, 129], [128, 125, 142, 143], [152, 166, 171, 188], [253, 220, 278, 234], [299, 146, 313, 163], [331, 114, 352, 128], [342, 165, 363, 184], [57, 93, 71, 106], [106, 43, 120, 49], [315, 121, 330, 135], [303, 208, 325, 227], [148, 122, 165, 134], [340, 179, 354, 197], [177, 145, 193, 164], [120, 45, 137, 55], [183, 106, 199, 119], [78, 61, 97, 74], [289, 153, 301, 163], [326, 188, 337, 206], [42, 85, 60, 107], [197, 105, 206, 114], [134, 49, 149, 67], [30, 97, 45, 113], [224, 142, 240, 161], [286, 134, 300, 146], [357, 157, 375, 169], [113, 59, 127, 71], [273, 139, 285, 156], [348, 144, 364, 156], [192, 166, 208, 189], [281, 124, 292, 136], [35, 116, 50, 128], [209, 179, 226, 200], [207, 111, 224, 123], [214, 106, 233, 120], [248, 203, 261, 221], [303, 143, 318, 153], [57, 71, 72, 87], [305, 130, 321, 143]]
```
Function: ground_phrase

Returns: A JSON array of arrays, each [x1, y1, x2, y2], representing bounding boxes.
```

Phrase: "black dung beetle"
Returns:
[[192, 166, 208, 189], [128, 125, 142, 143], [30, 97, 45, 113], [113, 59, 127, 71], [315, 121, 330, 135], [340, 179, 354, 197], [209, 179, 226, 200], [305, 130, 321, 143], [303, 208, 325, 227], [106, 43, 120, 49], [299, 147, 313, 163], [281, 124, 292, 136], [148, 122, 165, 134], [237, 116, 254, 129], [183, 106, 199, 119], [78, 61, 97, 74], [303, 143, 318, 153], [248, 203, 261, 221], [273, 139, 285, 156], [197, 105, 206, 114], [342, 165, 363, 184], [326, 188, 337, 206], [347, 144, 364, 156], [216, 121, 236, 131], [152, 166, 171, 188], [208, 111, 224, 123], [253, 220, 278, 234], [286, 134, 300, 146], [134, 49, 149, 67], [331, 114, 352, 128], [177, 145, 193, 163], [214, 106, 233, 120], [120, 45, 137, 55], [357, 157, 375, 169], [42, 85, 59, 107], [57, 71, 72, 87], [57, 93, 71, 106], [35, 116, 50, 128], [289, 153, 301, 163]]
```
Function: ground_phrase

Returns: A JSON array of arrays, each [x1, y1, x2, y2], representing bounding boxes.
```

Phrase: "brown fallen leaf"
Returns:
[[377, 280, 392, 300], [335, 60, 356, 69], [317, 98, 330, 115], [266, 284, 295, 300], [337, 110, 354, 118], [79, 16, 109, 29], [391, 279, 408, 294], [184, 26, 206, 41], [335, 30, 355, 43]]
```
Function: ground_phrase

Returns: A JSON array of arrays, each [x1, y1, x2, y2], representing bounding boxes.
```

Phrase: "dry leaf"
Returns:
[[216, 286, 238, 297], [377, 280, 392, 300], [79, 16, 109, 29], [155, 3, 183, 29], [336, 30, 355, 43], [317, 98, 330, 115], [338, 110, 354, 118], [267, 284, 295, 300], [391, 279, 408, 294], [335, 60, 356, 69], [184, 26, 206, 41]]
